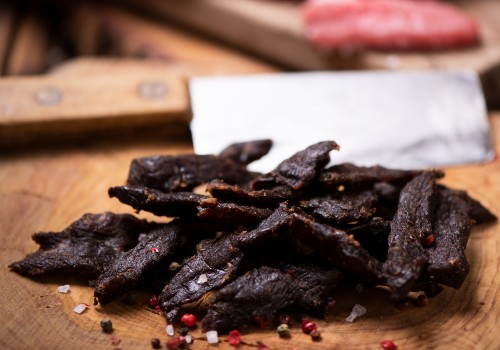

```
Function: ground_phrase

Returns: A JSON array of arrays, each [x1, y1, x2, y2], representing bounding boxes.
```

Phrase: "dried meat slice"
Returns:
[[207, 181, 293, 207], [382, 171, 440, 300], [201, 267, 299, 333], [109, 186, 207, 218], [424, 187, 472, 289], [197, 202, 274, 226], [301, 190, 377, 224], [319, 163, 424, 190], [302, 0, 479, 51], [160, 233, 243, 321], [345, 216, 390, 262], [94, 222, 183, 304], [251, 141, 339, 191], [127, 154, 258, 192], [219, 139, 273, 165], [232, 203, 291, 249], [289, 210, 383, 284], [9, 212, 156, 279], [285, 263, 341, 316]]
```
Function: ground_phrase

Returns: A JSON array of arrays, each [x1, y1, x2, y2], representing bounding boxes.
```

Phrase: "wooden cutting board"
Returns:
[[0, 112, 498, 349], [119, 0, 500, 108]]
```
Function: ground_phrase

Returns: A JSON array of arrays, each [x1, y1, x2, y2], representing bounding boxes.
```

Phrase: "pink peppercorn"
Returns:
[[421, 233, 435, 246], [228, 330, 241, 346], [301, 320, 317, 334], [180, 313, 197, 328], [380, 339, 398, 350], [149, 295, 158, 308]]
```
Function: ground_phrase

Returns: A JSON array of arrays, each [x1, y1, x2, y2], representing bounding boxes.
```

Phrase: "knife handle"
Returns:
[[0, 72, 191, 148]]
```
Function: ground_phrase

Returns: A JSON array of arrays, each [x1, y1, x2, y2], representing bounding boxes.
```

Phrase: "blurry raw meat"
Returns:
[[302, 0, 479, 51]]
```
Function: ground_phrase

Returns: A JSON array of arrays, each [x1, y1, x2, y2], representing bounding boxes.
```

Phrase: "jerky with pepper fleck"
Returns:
[[202, 267, 299, 333], [319, 163, 427, 190], [197, 202, 274, 226], [219, 139, 273, 165], [160, 232, 243, 321], [127, 154, 258, 192], [425, 187, 472, 289], [251, 141, 339, 191], [94, 221, 183, 304], [301, 190, 377, 225], [9, 212, 156, 279], [383, 171, 440, 300], [289, 210, 383, 284], [109, 186, 208, 218], [207, 181, 293, 207]]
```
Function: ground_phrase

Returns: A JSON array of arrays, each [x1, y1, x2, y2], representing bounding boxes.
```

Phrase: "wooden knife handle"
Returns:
[[0, 72, 191, 148]]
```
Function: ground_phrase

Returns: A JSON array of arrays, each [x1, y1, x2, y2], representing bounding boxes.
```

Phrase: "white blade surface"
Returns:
[[190, 71, 493, 172]]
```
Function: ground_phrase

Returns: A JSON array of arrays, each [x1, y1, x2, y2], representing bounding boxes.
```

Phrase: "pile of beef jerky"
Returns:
[[10, 140, 497, 333]]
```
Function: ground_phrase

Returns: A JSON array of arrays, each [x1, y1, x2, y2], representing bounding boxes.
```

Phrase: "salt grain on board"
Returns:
[[73, 303, 89, 314], [206, 330, 219, 344], [57, 285, 70, 293], [166, 324, 174, 336], [346, 304, 366, 322]]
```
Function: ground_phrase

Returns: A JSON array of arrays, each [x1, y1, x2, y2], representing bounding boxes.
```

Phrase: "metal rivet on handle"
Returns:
[[137, 81, 167, 100], [34, 87, 63, 105]]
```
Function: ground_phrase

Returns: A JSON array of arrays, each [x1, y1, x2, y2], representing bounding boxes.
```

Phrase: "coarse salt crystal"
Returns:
[[57, 285, 70, 293], [197, 274, 208, 284], [206, 330, 219, 344], [73, 303, 89, 314], [166, 324, 174, 336], [346, 304, 366, 322], [185, 335, 193, 344]]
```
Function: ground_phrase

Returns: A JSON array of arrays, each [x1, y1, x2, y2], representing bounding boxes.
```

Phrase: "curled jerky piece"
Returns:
[[9, 213, 155, 278], [207, 181, 293, 207], [232, 203, 291, 249], [252, 141, 339, 190], [202, 267, 299, 333], [301, 190, 377, 225], [127, 154, 258, 192], [289, 210, 383, 284], [109, 186, 207, 217], [94, 222, 183, 304], [425, 188, 472, 289], [346, 217, 390, 262], [197, 202, 274, 226], [160, 233, 243, 321], [320, 163, 426, 190], [383, 171, 440, 300], [219, 139, 273, 165]]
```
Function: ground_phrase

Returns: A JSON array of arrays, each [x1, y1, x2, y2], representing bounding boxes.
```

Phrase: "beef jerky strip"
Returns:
[[345, 217, 390, 262], [285, 263, 341, 316], [202, 267, 299, 333], [382, 171, 440, 300], [319, 163, 429, 190], [94, 221, 183, 304], [301, 190, 377, 225], [436, 185, 497, 224], [232, 203, 291, 249], [197, 201, 274, 226], [424, 187, 472, 289], [109, 186, 207, 217], [251, 141, 339, 191], [289, 210, 383, 284], [160, 233, 243, 321], [219, 139, 273, 165], [206, 180, 293, 207], [127, 154, 258, 192], [9, 212, 156, 279]]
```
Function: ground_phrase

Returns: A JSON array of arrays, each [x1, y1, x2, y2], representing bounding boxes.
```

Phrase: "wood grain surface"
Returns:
[[0, 113, 498, 350]]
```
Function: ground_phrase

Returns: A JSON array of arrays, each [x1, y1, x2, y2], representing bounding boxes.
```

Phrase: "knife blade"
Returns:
[[190, 70, 494, 172], [0, 70, 494, 172]]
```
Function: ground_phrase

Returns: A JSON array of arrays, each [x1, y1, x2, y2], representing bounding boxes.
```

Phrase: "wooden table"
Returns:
[[1, 6, 499, 349]]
